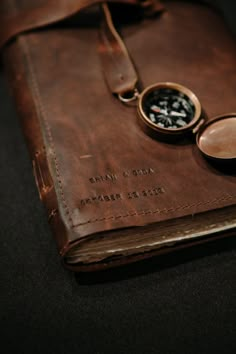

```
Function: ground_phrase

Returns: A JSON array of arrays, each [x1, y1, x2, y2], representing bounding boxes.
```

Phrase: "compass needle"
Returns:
[[140, 84, 199, 130]]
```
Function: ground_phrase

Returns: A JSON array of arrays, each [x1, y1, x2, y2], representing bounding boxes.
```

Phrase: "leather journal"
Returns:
[[1, 0, 236, 272]]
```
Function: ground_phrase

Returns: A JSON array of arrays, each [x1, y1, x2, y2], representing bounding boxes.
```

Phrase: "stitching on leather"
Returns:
[[11, 0, 235, 231], [15, 37, 236, 231], [19, 37, 73, 227], [17, 40, 236, 231], [73, 194, 236, 228], [15, 38, 235, 229]]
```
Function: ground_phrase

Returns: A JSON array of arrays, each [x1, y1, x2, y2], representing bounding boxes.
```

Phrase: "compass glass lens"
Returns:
[[142, 88, 196, 130]]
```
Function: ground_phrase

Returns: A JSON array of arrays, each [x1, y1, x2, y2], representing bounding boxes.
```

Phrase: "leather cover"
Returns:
[[1, 0, 236, 271]]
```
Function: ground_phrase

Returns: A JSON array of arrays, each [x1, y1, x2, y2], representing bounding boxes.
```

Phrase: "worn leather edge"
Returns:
[[4, 35, 234, 273], [65, 228, 236, 272], [2, 36, 77, 259]]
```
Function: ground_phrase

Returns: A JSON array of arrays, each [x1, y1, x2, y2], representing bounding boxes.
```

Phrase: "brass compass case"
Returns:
[[196, 113, 236, 166], [137, 82, 202, 137]]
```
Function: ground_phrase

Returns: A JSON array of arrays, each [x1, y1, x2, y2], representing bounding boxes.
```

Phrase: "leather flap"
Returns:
[[0, 0, 164, 49]]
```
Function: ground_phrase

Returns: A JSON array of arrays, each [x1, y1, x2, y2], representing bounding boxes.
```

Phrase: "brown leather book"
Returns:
[[1, 0, 236, 271]]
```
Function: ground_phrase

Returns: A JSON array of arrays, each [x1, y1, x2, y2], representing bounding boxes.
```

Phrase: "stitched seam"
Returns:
[[17, 39, 236, 230], [11, 0, 235, 231], [73, 194, 236, 227], [19, 37, 73, 226]]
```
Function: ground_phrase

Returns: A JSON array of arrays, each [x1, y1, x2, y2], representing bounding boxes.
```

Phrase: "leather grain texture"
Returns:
[[2, 0, 236, 270]]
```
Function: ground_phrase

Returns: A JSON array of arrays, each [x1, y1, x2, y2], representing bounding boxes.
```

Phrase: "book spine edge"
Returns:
[[2, 38, 74, 258]]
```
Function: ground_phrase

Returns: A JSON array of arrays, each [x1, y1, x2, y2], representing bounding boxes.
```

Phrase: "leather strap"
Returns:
[[99, 1, 217, 96], [99, 3, 138, 95], [0, 0, 164, 49], [99, 2, 165, 95]]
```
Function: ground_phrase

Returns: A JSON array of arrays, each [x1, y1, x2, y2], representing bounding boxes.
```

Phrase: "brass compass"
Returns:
[[101, 3, 236, 167]]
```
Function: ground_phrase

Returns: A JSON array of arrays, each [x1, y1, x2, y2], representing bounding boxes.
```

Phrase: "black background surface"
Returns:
[[1, 1, 236, 353]]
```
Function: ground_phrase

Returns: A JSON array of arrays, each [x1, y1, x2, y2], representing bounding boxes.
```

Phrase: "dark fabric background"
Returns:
[[1, 1, 236, 353]]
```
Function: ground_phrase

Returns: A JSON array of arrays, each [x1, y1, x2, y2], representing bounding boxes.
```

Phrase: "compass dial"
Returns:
[[143, 88, 195, 129], [138, 83, 202, 135]]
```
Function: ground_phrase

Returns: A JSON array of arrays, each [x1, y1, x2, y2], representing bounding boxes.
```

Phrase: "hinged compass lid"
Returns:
[[196, 113, 236, 163]]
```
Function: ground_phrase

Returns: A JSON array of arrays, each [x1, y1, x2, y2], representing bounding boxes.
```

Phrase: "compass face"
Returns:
[[141, 86, 197, 130]]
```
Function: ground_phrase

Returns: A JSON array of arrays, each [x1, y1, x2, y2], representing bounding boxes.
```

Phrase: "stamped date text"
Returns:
[[79, 186, 165, 208]]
